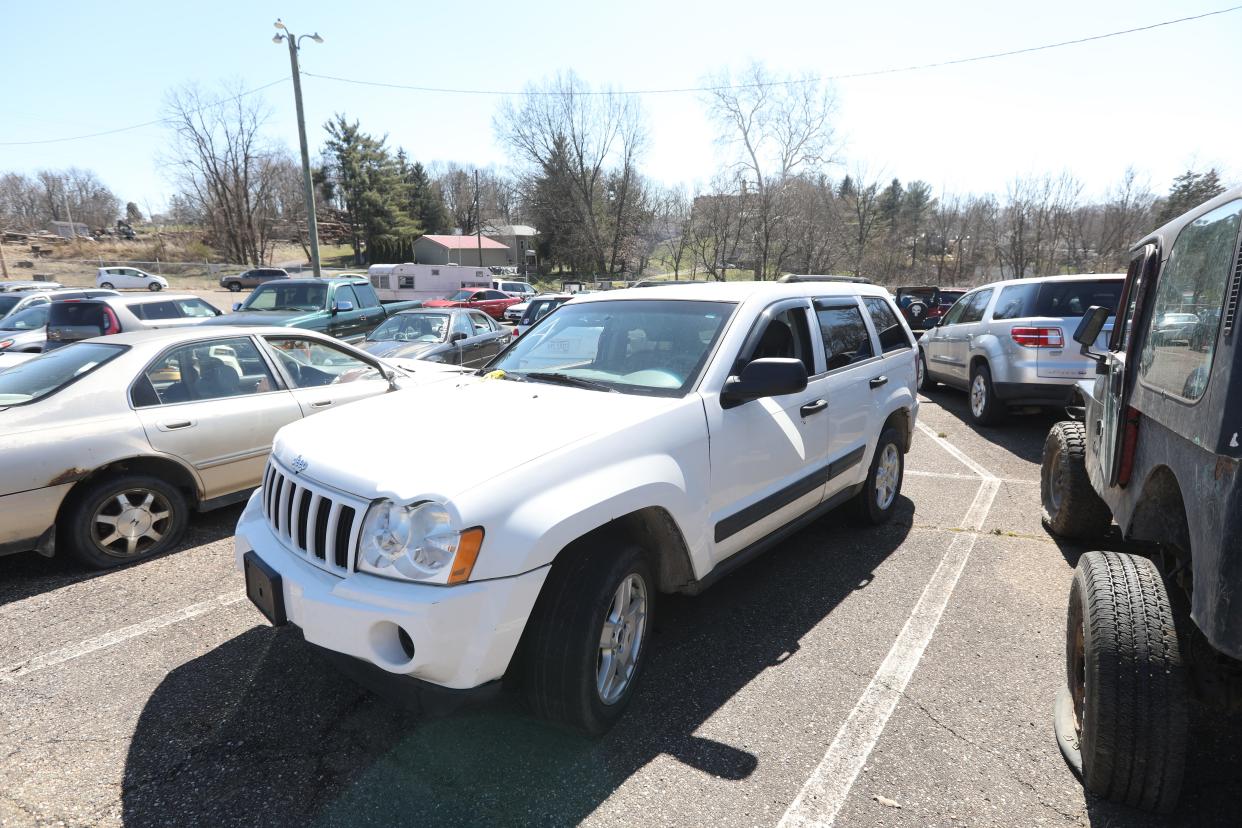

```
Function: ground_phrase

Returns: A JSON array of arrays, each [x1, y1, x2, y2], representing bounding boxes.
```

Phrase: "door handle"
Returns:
[[799, 399, 828, 417], [308, 400, 333, 408], [869, 375, 888, 389], [158, 420, 196, 431]]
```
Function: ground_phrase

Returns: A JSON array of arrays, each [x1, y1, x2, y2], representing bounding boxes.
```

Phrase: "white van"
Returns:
[[491, 278, 536, 298], [367, 263, 491, 302], [96, 267, 169, 292]]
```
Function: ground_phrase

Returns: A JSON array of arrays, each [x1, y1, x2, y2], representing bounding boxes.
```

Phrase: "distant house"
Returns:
[[482, 223, 539, 268], [49, 221, 90, 239], [413, 234, 511, 267]]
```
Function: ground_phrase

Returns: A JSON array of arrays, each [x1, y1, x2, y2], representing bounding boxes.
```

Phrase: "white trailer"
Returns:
[[367, 263, 492, 302]]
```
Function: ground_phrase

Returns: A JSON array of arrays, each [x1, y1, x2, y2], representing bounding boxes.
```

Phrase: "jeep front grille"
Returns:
[[262, 459, 367, 576]]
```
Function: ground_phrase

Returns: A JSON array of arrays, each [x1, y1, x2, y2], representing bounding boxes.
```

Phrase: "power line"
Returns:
[[303, 4, 1242, 96], [0, 78, 289, 146]]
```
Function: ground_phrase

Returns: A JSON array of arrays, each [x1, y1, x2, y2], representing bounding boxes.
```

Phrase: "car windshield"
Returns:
[[0, 306, 49, 331], [445, 290, 475, 301], [487, 299, 735, 396], [368, 313, 449, 342], [242, 283, 327, 311], [522, 297, 567, 325], [0, 343, 125, 406]]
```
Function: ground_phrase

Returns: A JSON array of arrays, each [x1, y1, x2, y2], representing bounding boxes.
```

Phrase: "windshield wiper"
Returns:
[[523, 371, 616, 392]]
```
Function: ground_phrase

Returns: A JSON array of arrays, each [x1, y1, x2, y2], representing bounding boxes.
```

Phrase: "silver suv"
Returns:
[[917, 274, 1124, 425]]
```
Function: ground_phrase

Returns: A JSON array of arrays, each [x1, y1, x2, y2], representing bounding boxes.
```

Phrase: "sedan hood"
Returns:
[[361, 339, 439, 359], [271, 377, 680, 502]]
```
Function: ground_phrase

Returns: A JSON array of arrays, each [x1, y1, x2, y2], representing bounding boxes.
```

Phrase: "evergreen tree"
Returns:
[[401, 158, 450, 236], [1157, 169, 1225, 224]]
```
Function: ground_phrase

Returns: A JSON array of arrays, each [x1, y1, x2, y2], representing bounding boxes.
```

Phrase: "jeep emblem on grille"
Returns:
[[290, 455, 308, 474]]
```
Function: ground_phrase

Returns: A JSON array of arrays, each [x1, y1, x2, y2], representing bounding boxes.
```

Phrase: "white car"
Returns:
[[492, 278, 537, 299], [0, 327, 460, 568], [234, 282, 919, 731], [96, 266, 169, 291]]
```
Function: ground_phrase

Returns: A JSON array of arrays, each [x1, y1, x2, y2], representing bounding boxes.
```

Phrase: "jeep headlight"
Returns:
[[356, 500, 483, 585]]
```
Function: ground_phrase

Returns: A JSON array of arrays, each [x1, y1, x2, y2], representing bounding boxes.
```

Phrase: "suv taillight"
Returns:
[[102, 307, 121, 336], [1011, 326, 1064, 348]]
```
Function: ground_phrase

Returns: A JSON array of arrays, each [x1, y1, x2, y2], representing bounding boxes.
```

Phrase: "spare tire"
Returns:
[[1061, 551, 1188, 813]]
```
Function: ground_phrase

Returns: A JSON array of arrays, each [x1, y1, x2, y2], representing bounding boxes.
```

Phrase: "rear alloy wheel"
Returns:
[[99, 282, 114, 289], [968, 362, 1004, 426], [854, 427, 904, 525], [148, 282, 163, 291], [1041, 421, 1112, 539], [519, 538, 653, 734], [1055, 551, 1188, 813], [62, 474, 189, 569], [227, 282, 242, 292]]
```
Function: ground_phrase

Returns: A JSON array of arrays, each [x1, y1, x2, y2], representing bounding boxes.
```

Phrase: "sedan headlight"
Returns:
[[356, 500, 483, 585]]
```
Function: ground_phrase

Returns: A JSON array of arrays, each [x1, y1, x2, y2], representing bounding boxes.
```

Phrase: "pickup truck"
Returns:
[[203, 277, 422, 343], [234, 282, 919, 732]]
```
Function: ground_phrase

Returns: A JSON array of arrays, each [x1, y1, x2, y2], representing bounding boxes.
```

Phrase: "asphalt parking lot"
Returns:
[[2, 392, 1239, 827]]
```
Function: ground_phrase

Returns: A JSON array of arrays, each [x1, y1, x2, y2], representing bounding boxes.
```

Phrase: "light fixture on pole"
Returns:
[[272, 19, 324, 278]]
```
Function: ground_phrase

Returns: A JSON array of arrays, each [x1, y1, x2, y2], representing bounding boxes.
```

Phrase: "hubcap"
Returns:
[[970, 374, 987, 417], [596, 573, 648, 705], [91, 489, 172, 558], [874, 443, 901, 510]]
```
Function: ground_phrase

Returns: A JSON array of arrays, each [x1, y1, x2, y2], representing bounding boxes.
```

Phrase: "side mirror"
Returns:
[[1073, 305, 1110, 366], [232, 302, 243, 312], [450, 331, 468, 344], [333, 300, 354, 314], [722, 358, 808, 408]]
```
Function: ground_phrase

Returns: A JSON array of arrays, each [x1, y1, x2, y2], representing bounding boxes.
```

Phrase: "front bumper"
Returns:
[[233, 491, 548, 690]]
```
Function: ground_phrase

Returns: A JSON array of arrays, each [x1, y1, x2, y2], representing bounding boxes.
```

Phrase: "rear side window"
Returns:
[[993, 284, 1039, 320], [815, 302, 874, 371], [1139, 199, 1242, 401], [862, 297, 911, 353], [175, 298, 219, 318], [131, 301, 180, 320], [1035, 280, 1122, 318]]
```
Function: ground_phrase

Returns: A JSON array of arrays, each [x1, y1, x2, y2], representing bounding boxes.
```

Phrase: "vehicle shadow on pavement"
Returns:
[[120, 498, 914, 827], [0, 504, 244, 607], [922, 389, 1060, 464]]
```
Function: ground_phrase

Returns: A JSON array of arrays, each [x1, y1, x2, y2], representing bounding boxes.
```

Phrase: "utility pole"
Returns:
[[274, 20, 324, 277], [474, 169, 484, 268], [0, 230, 9, 279]]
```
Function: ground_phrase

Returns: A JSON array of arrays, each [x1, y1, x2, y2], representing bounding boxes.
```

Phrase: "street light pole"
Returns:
[[274, 20, 323, 278]]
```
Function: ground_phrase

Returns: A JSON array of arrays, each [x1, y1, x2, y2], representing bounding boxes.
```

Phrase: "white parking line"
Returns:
[[0, 591, 245, 681], [779, 424, 1001, 828], [906, 469, 1037, 485]]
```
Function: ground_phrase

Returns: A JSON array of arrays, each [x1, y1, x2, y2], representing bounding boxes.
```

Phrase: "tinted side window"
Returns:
[[1139, 199, 1242, 401], [959, 289, 993, 323], [940, 294, 970, 325], [175, 298, 219, 318], [815, 303, 874, 371], [1035, 280, 1123, 318], [993, 284, 1038, 320], [334, 285, 360, 308], [133, 301, 179, 320], [747, 307, 815, 376], [862, 297, 910, 353], [353, 282, 380, 308]]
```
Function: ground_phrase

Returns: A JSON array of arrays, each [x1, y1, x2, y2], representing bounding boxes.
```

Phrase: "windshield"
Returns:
[[0, 305, 49, 331], [445, 290, 475, 302], [242, 283, 327, 311], [0, 295, 21, 316], [487, 299, 735, 395], [368, 313, 449, 342], [0, 343, 125, 406]]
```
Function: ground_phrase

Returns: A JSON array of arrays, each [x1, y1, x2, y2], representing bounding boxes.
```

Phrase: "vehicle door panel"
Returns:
[[813, 299, 879, 497], [705, 302, 831, 563], [941, 289, 991, 384]]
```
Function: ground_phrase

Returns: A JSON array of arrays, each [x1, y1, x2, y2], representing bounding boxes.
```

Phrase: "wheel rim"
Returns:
[[1044, 445, 1065, 515], [596, 573, 648, 705], [970, 374, 987, 417], [91, 488, 173, 558], [874, 443, 900, 510], [1070, 616, 1086, 736], [916, 354, 925, 389]]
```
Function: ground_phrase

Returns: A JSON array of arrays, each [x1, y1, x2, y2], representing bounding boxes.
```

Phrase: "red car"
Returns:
[[425, 289, 522, 320]]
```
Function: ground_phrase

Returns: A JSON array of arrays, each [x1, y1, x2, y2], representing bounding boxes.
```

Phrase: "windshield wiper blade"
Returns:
[[523, 371, 615, 392]]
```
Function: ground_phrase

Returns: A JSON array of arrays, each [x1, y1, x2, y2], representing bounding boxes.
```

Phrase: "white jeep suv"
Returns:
[[235, 282, 919, 732]]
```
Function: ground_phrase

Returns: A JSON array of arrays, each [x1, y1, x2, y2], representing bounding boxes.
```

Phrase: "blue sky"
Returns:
[[3, 0, 1238, 212]]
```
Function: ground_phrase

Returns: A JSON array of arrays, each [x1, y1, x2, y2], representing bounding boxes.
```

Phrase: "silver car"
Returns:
[[0, 326, 458, 568], [0, 304, 50, 353], [918, 274, 1124, 425]]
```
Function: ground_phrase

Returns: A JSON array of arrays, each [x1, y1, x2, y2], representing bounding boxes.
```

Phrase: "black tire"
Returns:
[[1065, 551, 1188, 813], [854, 427, 904, 525], [967, 362, 1004, 426], [518, 538, 654, 734], [227, 281, 242, 292], [148, 282, 162, 291], [99, 281, 114, 289], [61, 473, 189, 569], [1041, 422, 1112, 539], [916, 349, 937, 392]]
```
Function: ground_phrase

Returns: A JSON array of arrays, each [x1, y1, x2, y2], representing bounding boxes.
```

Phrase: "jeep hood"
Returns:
[[271, 376, 681, 501]]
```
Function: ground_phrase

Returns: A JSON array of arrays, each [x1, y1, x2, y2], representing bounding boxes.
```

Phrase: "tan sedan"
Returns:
[[0, 326, 459, 568]]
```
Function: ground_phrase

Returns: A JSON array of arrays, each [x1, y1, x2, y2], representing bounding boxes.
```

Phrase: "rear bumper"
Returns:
[[993, 381, 1076, 406], [0, 483, 72, 556]]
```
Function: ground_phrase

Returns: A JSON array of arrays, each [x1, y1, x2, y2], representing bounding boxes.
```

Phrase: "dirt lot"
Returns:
[[2, 393, 1239, 827]]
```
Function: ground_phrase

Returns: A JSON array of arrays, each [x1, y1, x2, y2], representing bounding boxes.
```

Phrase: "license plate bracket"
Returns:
[[244, 550, 287, 626]]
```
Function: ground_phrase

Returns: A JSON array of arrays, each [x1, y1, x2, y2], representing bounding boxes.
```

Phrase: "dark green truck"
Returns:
[[202, 277, 422, 343]]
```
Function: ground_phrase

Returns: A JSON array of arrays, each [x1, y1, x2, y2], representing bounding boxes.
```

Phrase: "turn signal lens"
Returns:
[[448, 528, 485, 585], [1010, 326, 1064, 348]]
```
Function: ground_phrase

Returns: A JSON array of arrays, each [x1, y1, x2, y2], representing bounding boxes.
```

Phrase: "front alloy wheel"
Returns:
[[874, 443, 901, 511], [597, 574, 648, 704], [92, 489, 172, 558]]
